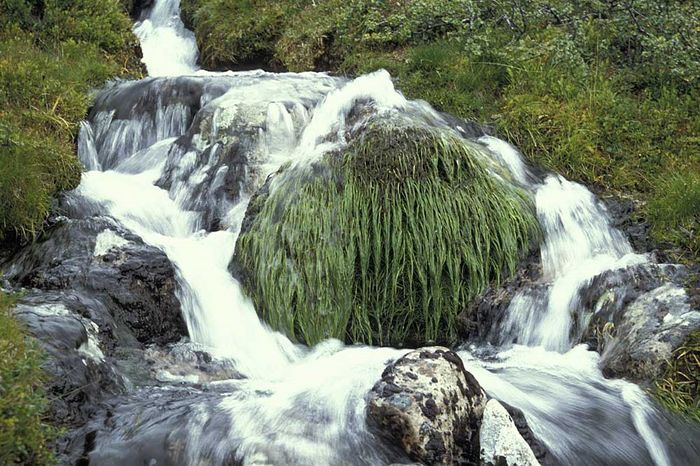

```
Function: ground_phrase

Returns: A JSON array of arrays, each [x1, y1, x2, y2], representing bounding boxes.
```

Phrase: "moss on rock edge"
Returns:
[[235, 121, 540, 347], [655, 330, 700, 422]]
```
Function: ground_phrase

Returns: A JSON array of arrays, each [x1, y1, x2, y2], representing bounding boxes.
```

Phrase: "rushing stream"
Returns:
[[8, 1, 699, 465]]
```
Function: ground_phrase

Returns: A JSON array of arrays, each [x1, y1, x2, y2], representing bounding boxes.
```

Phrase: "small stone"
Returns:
[[480, 400, 541, 466]]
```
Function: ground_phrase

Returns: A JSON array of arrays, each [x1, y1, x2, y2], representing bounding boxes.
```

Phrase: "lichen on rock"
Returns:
[[367, 347, 487, 465]]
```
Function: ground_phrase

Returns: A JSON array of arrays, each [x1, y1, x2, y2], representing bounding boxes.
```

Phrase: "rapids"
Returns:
[[22, 0, 700, 464]]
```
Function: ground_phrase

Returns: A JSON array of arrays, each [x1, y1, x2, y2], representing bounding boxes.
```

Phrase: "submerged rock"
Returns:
[[459, 250, 543, 343], [480, 400, 541, 466], [367, 347, 487, 465], [64, 387, 237, 466]]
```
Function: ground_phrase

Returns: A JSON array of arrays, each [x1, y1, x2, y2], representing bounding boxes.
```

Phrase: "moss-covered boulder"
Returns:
[[234, 119, 539, 347]]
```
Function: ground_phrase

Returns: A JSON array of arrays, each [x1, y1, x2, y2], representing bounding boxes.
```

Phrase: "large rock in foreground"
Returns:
[[368, 347, 487, 465]]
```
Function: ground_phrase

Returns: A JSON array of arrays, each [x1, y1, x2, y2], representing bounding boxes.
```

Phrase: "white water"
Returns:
[[70, 1, 693, 464], [133, 0, 198, 76]]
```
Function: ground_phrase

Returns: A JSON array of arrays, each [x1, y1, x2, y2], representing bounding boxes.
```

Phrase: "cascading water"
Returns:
[[21, 0, 699, 464]]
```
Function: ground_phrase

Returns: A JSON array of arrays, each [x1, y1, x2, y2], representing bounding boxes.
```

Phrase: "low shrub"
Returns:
[[0, 0, 141, 240]]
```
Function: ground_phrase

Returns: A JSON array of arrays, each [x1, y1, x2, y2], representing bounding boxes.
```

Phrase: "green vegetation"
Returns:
[[655, 331, 700, 422], [182, 0, 700, 261], [0, 0, 141, 241], [0, 292, 55, 465], [236, 121, 539, 346]]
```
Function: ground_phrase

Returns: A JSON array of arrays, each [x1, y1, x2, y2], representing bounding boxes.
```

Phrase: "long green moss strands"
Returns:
[[235, 122, 540, 346]]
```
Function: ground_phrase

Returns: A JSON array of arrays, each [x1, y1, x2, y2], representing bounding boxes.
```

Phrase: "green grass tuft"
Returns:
[[236, 121, 539, 346], [649, 172, 700, 259], [0, 292, 56, 465], [655, 331, 700, 423]]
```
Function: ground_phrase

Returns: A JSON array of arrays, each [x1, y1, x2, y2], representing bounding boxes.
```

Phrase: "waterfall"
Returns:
[[49, 0, 698, 464]]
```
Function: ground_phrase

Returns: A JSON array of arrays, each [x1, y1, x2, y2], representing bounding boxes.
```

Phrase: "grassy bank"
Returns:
[[183, 0, 700, 262], [0, 292, 55, 465], [0, 0, 142, 241]]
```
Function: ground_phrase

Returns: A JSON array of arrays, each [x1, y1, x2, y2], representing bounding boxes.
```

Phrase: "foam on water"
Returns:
[[133, 0, 198, 76]]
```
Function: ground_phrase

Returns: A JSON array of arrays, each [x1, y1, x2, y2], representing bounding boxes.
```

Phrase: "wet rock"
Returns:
[[459, 250, 543, 343], [596, 284, 700, 383], [368, 347, 486, 465], [3, 215, 185, 348], [13, 292, 127, 429], [85, 76, 232, 171], [493, 402, 554, 466], [576, 262, 700, 383], [126, 0, 155, 19], [64, 387, 239, 466], [155, 107, 258, 231], [144, 341, 242, 384], [579, 262, 685, 351], [155, 83, 323, 231], [480, 400, 541, 466]]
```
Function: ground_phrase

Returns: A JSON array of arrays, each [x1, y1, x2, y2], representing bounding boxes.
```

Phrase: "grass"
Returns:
[[0, 292, 56, 465], [655, 331, 700, 422], [0, 0, 141, 241], [182, 0, 700, 262], [236, 121, 539, 346]]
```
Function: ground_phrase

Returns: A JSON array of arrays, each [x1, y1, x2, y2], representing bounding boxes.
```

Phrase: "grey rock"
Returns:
[[575, 261, 700, 383], [13, 292, 127, 429], [480, 400, 540, 466], [3, 215, 186, 348], [65, 387, 239, 466], [368, 347, 486, 465], [598, 284, 700, 383]]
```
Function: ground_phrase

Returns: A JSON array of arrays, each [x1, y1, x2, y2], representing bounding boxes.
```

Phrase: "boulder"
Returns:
[[598, 284, 700, 383], [480, 400, 541, 466], [3, 215, 186, 349], [234, 117, 540, 347], [367, 347, 487, 465], [576, 262, 700, 383]]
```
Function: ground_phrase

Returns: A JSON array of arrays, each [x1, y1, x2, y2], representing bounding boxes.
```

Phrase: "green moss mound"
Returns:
[[235, 122, 539, 346], [655, 331, 700, 422], [0, 293, 56, 465]]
